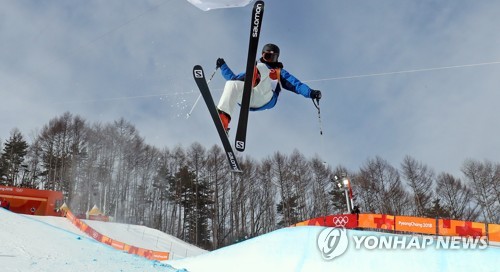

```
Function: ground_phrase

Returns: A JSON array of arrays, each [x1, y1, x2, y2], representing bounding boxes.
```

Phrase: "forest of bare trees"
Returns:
[[1, 112, 499, 250]]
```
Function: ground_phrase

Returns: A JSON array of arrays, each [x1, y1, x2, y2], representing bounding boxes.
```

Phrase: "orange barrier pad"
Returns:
[[438, 219, 485, 237], [358, 214, 395, 230]]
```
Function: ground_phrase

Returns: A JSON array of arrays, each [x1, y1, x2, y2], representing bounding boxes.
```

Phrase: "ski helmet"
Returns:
[[262, 43, 280, 62]]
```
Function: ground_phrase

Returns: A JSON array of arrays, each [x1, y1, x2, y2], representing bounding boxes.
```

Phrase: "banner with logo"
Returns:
[[395, 216, 436, 235], [65, 210, 169, 261], [295, 213, 500, 246], [324, 214, 358, 228], [438, 219, 485, 237], [293, 214, 358, 229]]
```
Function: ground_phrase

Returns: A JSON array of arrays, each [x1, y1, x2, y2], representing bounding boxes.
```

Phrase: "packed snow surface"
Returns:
[[1, 208, 498, 272]]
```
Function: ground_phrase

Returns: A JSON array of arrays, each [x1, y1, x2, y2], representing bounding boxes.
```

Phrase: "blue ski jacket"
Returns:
[[219, 61, 313, 111]]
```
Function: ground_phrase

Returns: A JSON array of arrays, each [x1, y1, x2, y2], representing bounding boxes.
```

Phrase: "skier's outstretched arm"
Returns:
[[281, 69, 321, 99], [216, 58, 245, 81]]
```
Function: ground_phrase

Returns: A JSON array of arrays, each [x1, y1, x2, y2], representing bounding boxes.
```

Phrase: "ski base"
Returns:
[[193, 65, 242, 172], [235, 0, 265, 152]]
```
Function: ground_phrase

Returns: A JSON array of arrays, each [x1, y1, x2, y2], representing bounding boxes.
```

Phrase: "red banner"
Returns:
[[293, 214, 358, 229], [65, 210, 169, 261], [0, 185, 63, 216], [324, 214, 358, 228]]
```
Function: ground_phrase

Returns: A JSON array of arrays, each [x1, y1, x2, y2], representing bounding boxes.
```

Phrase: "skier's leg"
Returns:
[[217, 80, 244, 117], [217, 80, 244, 130]]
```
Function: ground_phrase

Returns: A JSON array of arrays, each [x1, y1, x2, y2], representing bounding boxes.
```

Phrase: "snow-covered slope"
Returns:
[[0, 208, 172, 271], [1, 208, 498, 272], [30, 214, 206, 260], [166, 226, 499, 272], [82, 219, 206, 259]]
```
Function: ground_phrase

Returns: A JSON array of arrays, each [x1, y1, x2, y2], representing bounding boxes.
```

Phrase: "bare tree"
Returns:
[[228, 158, 251, 242], [271, 152, 298, 227], [246, 159, 270, 237], [400, 155, 434, 216], [254, 158, 278, 234], [435, 173, 479, 221], [288, 149, 311, 221], [35, 112, 87, 200], [23, 136, 44, 189], [167, 145, 187, 237], [357, 156, 410, 215], [205, 145, 230, 249], [309, 156, 333, 218], [462, 159, 500, 223]]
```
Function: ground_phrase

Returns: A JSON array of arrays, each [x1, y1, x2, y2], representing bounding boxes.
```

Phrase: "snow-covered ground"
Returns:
[[0, 208, 172, 271], [1, 208, 498, 272], [31, 211, 207, 260], [82, 218, 206, 259], [168, 226, 499, 272]]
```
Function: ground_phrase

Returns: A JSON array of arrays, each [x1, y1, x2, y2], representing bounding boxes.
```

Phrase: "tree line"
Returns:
[[1, 112, 499, 250]]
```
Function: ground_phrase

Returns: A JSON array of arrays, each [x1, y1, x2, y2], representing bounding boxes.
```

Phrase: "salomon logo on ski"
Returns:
[[194, 69, 203, 78], [227, 152, 239, 170], [252, 3, 263, 38], [235, 141, 244, 150]]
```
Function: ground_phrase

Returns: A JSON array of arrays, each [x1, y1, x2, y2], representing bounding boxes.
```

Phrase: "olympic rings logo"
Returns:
[[333, 216, 349, 227]]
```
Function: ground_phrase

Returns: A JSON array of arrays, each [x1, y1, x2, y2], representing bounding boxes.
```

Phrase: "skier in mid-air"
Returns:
[[215, 43, 322, 131]]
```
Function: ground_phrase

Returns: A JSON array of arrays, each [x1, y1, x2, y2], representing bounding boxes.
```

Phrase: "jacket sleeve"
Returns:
[[220, 63, 246, 81], [280, 69, 312, 98]]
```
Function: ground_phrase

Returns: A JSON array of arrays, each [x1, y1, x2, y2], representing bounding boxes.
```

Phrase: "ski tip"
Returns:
[[235, 139, 246, 152], [193, 65, 204, 79]]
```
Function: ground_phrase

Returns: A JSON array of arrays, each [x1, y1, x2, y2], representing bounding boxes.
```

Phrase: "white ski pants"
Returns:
[[217, 63, 274, 117]]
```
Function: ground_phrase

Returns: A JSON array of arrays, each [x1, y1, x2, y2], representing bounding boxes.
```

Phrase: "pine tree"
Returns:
[[329, 187, 348, 213], [0, 129, 29, 186], [276, 194, 301, 227], [173, 166, 213, 249], [424, 199, 451, 218]]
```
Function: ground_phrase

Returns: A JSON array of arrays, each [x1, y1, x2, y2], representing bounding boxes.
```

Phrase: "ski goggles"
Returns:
[[262, 52, 279, 63]]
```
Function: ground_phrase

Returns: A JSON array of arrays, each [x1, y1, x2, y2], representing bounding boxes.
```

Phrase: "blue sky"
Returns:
[[1, 0, 499, 177]]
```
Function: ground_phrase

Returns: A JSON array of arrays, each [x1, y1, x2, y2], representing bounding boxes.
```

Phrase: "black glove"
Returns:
[[310, 90, 322, 100], [216, 58, 226, 69]]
